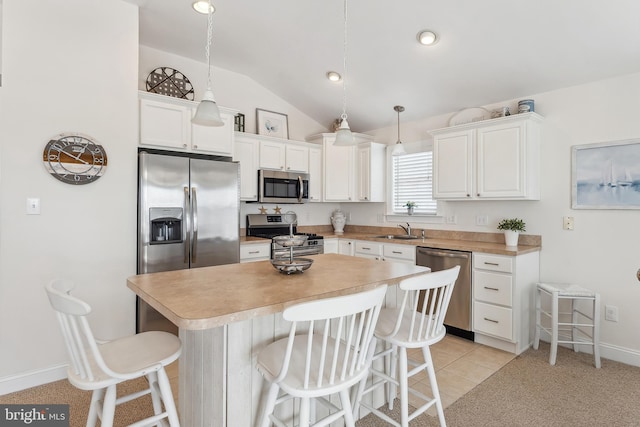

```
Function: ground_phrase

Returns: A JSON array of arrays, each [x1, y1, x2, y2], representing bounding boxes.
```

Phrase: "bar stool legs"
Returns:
[[534, 282, 601, 368]]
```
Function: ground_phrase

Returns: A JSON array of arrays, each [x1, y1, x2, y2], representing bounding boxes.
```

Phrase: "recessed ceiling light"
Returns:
[[417, 30, 438, 46], [192, 1, 215, 14], [326, 71, 342, 82]]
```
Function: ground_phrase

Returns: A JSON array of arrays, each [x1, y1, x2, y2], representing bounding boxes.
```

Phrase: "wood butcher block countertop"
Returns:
[[127, 254, 429, 331]]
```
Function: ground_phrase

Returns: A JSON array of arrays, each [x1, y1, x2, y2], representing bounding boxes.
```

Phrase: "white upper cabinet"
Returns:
[[259, 140, 286, 170], [139, 91, 238, 157], [285, 144, 310, 173], [357, 142, 385, 202], [259, 138, 309, 173], [191, 110, 235, 155], [233, 134, 259, 201], [306, 133, 383, 203], [430, 112, 542, 200], [308, 146, 322, 202], [139, 96, 191, 149]]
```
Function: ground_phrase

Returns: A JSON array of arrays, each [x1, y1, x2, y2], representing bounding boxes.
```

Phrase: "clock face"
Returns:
[[43, 133, 108, 185]]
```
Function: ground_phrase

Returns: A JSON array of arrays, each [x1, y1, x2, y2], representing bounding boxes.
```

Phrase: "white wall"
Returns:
[[0, 0, 139, 392], [359, 72, 640, 365]]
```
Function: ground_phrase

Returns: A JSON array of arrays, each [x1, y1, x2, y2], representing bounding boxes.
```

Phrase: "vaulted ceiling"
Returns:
[[125, 0, 640, 131]]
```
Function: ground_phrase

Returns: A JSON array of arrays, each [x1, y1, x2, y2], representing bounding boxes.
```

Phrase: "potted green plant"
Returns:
[[404, 201, 416, 215], [497, 218, 526, 247]]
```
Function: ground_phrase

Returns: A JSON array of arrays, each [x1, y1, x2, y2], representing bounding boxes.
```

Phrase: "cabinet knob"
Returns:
[[466, 194, 470, 197], [477, 193, 480, 197], [193, 145, 198, 149], [183, 144, 188, 148]]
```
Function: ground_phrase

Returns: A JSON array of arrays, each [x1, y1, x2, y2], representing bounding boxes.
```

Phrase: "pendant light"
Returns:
[[334, 0, 356, 146], [192, 0, 224, 127], [392, 105, 407, 156]]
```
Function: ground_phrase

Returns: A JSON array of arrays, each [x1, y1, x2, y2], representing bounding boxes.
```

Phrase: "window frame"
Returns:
[[385, 140, 443, 223]]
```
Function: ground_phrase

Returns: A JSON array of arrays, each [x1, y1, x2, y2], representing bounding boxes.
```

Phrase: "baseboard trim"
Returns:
[[528, 338, 640, 368], [600, 342, 640, 367], [0, 364, 67, 395]]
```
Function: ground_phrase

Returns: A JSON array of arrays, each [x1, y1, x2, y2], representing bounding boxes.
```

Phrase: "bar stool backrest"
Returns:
[[275, 285, 388, 393], [383, 266, 460, 345]]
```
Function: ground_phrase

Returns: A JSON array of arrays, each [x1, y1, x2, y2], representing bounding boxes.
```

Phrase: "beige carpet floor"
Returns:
[[2, 342, 639, 426], [356, 342, 640, 426]]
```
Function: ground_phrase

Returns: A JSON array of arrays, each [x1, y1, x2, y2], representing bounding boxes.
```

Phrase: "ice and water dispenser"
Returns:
[[150, 207, 183, 245]]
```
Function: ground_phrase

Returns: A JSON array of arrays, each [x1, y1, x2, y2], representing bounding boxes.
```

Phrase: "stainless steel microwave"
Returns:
[[258, 170, 309, 204]]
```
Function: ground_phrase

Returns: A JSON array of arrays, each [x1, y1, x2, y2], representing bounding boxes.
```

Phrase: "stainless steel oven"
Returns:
[[246, 214, 323, 259], [271, 236, 323, 259], [258, 170, 309, 204]]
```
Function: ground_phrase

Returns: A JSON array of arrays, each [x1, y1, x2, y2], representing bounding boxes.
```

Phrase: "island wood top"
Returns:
[[127, 254, 429, 330]]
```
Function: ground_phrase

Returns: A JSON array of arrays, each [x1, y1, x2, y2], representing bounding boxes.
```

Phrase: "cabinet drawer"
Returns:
[[473, 253, 513, 273], [355, 241, 383, 256], [474, 271, 512, 306], [473, 301, 513, 340], [240, 244, 271, 262], [383, 244, 415, 262]]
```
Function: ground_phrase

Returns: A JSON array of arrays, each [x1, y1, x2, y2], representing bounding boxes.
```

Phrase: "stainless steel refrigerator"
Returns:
[[137, 149, 240, 334]]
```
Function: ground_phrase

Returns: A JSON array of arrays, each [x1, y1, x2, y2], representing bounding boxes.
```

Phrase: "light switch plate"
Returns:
[[26, 198, 40, 215]]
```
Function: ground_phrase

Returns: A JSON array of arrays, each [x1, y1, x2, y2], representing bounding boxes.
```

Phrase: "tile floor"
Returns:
[[407, 334, 515, 415], [165, 334, 515, 417]]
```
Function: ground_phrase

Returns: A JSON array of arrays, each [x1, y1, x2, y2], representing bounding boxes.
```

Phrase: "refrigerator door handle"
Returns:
[[191, 186, 198, 263], [298, 175, 303, 202], [184, 186, 190, 264]]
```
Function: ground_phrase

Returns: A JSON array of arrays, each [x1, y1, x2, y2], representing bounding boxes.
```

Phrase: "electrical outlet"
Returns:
[[605, 305, 619, 322], [476, 215, 489, 226], [563, 216, 574, 230], [446, 215, 457, 224]]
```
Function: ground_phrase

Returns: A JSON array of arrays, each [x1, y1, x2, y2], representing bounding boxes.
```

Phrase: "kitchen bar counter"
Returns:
[[127, 254, 429, 426], [127, 254, 427, 330]]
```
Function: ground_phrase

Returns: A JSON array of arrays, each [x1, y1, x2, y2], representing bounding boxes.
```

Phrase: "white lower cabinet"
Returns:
[[323, 238, 338, 254], [354, 241, 383, 260], [382, 243, 416, 264], [472, 251, 540, 354], [240, 243, 271, 263], [338, 239, 355, 256]]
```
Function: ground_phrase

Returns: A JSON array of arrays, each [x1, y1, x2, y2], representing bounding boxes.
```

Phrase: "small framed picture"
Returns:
[[256, 109, 289, 139], [572, 139, 640, 209]]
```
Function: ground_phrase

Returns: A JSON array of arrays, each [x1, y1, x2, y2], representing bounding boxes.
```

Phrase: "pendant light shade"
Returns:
[[192, 89, 223, 126], [333, 0, 356, 146], [392, 105, 407, 156], [192, 0, 224, 127], [334, 116, 355, 146]]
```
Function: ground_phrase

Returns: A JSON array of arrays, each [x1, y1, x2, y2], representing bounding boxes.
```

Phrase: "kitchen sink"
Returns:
[[372, 235, 419, 240]]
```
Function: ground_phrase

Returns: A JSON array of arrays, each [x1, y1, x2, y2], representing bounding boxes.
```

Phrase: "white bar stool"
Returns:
[[533, 282, 601, 368]]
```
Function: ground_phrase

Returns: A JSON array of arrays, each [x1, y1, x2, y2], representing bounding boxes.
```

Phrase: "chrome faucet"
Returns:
[[398, 223, 411, 236]]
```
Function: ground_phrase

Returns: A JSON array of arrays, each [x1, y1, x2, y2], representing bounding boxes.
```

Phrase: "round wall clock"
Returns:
[[42, 133, 108, 185]]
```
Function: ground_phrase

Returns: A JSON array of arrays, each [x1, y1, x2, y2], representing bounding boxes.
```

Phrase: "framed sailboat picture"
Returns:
[[572, 139, 640, 209]]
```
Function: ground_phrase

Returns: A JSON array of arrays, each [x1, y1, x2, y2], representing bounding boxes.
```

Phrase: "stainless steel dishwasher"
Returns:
[[416, 247, 473, 340]]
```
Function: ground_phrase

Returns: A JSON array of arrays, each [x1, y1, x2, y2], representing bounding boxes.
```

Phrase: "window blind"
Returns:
[[391, 151, 437, 215]]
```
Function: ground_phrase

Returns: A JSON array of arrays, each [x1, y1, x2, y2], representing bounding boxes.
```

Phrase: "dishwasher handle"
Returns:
[[417, 248, 471, 260]]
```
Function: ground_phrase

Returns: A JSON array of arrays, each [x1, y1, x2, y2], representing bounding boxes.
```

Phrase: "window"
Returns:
[[391, 151, 437, 215]]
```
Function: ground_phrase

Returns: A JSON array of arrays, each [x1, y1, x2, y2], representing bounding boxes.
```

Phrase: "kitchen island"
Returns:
[[127, 253, 429, 427]]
